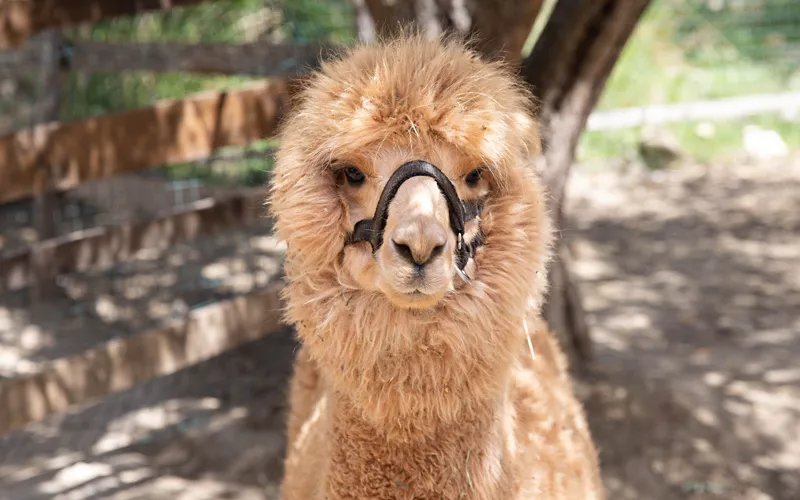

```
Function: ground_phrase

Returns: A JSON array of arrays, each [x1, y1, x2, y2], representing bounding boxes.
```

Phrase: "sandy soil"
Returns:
[[0, 156, 798, 499]]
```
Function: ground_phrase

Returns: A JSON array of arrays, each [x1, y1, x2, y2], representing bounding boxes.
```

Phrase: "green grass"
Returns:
[[579, 0, 800, 164], [62, 0, 356, 121], [58, 0, 799, 169], [166, 139, 278, 186], [579, 113, 800, 164], [60, 0, 356, 186]]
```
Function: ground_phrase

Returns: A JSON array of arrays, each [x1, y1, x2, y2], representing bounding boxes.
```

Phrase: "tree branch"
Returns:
[[522, 0, 652, 363]]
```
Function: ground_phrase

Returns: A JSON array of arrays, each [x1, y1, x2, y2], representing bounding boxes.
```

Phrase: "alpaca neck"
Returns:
[[323, 308, 519, 443], [324, 384, 515, 499]]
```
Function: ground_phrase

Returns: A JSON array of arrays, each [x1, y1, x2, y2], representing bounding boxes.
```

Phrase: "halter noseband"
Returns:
[[344, 160, 484, 271]]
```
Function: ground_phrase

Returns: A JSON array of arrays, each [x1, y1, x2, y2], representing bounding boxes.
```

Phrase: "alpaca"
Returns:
[[269, 34, 604, 499]]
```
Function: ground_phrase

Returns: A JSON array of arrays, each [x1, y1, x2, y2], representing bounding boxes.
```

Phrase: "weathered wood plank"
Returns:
[[68, 41, 331, 76], [0, 40, 335, 77], [30, 28, 65, 302], [0, 190, 267, 292], [0, 0, 209, 49], [0, 80, 289, 205], [0, 283, 286, 435]]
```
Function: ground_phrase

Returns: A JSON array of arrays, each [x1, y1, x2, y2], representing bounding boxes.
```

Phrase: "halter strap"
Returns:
[[345, 160, 483, 270]]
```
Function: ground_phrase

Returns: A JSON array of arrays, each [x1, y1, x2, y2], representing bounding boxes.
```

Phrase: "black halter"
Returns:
[[344, 160, 484, 271]]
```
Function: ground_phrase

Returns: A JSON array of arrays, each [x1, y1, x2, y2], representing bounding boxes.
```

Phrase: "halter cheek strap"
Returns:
[[344, 160, 484, 271]]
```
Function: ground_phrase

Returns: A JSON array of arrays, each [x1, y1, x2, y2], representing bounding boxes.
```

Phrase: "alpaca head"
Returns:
[[271, 34, 551, 306], [270, 35, 553, 424]]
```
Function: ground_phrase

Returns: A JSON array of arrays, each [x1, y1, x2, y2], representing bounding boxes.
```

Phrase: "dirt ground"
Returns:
[[567, 156, 800, 500], [0, 156, 798, 499]]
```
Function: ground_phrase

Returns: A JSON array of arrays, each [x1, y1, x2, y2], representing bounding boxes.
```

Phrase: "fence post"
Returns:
[[30, 29, 64, 303]]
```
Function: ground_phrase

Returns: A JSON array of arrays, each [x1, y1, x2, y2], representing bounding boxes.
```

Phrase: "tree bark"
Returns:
[[522, 0, 652, 363], [469, 0, 545, 64], [358, 0, 544, 62]]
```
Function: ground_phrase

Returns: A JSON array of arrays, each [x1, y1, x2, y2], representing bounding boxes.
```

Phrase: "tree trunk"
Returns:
[[521, 0, 652, 363], [353, 0, 652, 365], [357, 0, 544, 62], [469, 0, 545, 64]]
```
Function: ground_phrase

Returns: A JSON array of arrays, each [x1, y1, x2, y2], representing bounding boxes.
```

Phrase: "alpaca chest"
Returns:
[[320, 397, 516, 500]]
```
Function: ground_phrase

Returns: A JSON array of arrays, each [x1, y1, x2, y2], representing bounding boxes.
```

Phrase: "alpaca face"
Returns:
[[336, 144, 490, 308], [271, 35, 552, 341]]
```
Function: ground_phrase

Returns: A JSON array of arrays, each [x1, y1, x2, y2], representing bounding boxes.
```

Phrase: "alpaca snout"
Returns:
[[376, 178, 456, 306], [385, 216, 453, 298], [383, 176, 453, 276], [390, 218, 448, 270]]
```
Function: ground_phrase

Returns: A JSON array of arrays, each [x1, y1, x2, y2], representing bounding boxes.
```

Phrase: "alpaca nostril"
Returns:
[[391, 219, 448, 267], [392, 239, 443, 267], [429, 243, 445, 261], [393, 240, 415, 264]]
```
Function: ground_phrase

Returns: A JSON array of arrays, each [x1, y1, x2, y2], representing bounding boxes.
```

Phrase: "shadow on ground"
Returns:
[[0, 329, 297, 500], [0, 157, 798, 499], [0, 220, 285, 381], [568, 157, 800, 500]]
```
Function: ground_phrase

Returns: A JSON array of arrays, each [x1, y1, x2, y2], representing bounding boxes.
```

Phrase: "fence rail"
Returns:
[[0, 0, 210, 48], [1, 80, 290, 205], [0, 40, 334, 77], [588, 91, 800, 130], [0, 0, 315, 436], [0, 190, 266, 292], [0, 283, 286, 435]]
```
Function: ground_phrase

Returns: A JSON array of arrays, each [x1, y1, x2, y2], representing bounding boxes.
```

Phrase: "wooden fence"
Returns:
[[1, 80, 290, 205], [0, 283, 286, 435], [0, 0, 327, 432], [0, 40, 334, 76], [0, 0, 211, 48]]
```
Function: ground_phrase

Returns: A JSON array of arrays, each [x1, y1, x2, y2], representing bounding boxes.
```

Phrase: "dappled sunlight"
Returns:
[[0, 220, 284, 381], [249, 235, 287, 253], [0, 320, 52, 378], [569, 156, 800, 499], [91, 398, 224, 455], [0, 330, 296, 499]]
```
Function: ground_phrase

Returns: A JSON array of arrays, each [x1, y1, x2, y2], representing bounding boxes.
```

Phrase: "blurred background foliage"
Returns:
[[4, 0, 799, 178], [581, 0, 800, 163], [58, 0, 356, 186], [61, 0, 356, 120]]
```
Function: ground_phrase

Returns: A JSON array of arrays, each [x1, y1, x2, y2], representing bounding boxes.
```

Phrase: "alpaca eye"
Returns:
[[343, 166, 366, 187], [465, 168, 483, 187]]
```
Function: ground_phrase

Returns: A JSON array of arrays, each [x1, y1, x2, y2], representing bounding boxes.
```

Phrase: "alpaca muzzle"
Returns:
[[345, 160, 484, 272]]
